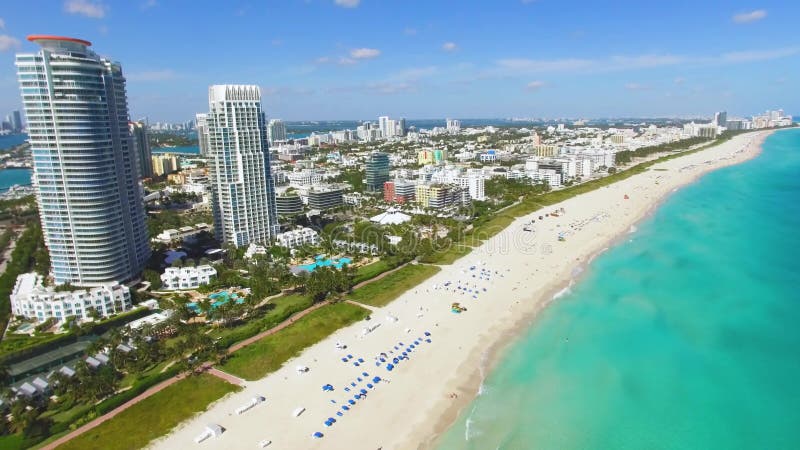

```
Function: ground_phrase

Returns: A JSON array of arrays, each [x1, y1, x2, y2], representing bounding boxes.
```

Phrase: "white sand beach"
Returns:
[[149, 131, 773, 450]]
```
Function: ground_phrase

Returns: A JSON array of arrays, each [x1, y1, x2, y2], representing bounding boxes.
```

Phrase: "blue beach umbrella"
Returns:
[[313, 432, 323, 438], [341, 357, 348, 362], [367, 383, 374, 389], [344, 387, 350, 392], [342, 405, 350, 410], [337, 412, 343, 417], [360, 389, 367, 394], [373, 376, 381, 382], [362, 372, 369, 376], [425, 331, 431, 336]]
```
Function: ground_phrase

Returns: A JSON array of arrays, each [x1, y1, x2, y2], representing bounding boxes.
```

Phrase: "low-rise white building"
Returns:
[[161, 265, 217, 290], [276, 227, 320, 248], [10, 273, 132, 322]]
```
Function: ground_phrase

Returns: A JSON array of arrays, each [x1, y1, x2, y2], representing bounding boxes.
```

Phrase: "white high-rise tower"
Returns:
[[205, 85, 279, 247], [15, 35, 149, 286]]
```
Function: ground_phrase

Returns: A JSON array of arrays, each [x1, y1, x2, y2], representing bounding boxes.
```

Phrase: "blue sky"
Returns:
[[0, 0, 798, 121]]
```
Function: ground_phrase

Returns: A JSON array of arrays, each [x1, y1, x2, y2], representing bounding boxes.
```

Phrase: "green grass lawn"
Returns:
[[221, 302, 370, 381], [209, 293, 314, 348], [352, 259, 396, 285], [55, 374, 239, 450], [348, 264, 441, 307]]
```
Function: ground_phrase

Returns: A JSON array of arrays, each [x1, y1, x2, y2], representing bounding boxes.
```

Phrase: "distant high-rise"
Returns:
[[10, 110, 22, 132], [195, 113, 209, 157], [130, 121, 153, 178], [15, 36, 149, 286], [446, 118, 461, 133], [205, 85, 279, 247], [365, 151, 390, 193], [713, 111, 727, 128], [378, 116, 390, 138], [267, 119, 287, 144]]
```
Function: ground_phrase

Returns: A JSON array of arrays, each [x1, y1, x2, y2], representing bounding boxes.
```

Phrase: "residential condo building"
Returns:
[[15, 35, 149, 286], [204, 85, 279, 248], [130, 121, 153, 178]]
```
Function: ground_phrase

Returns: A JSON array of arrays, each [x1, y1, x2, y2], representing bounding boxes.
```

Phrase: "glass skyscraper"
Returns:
[[204, 85, 279, 248], [365, 151, 390, 193], [15, 36, 149, 286]]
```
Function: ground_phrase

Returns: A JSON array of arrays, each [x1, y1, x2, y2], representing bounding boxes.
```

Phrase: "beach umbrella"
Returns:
[[337, 412, 343, 417], [425, 332, 431, 336], [402, 352, 407, 356], [328, 417, 336, 423], [426, 339, 432, 343], [358, 358, 365, 363], [341, 357, 348, 362], [344, 387, 350, 392], [324, 421, 331, 427], [354, 395, 360, 400], [350, 382, 356, 387], [410, 344, 416, 348], [354, 362, 360, 367], [373, 376, 381, 382], [342, 405, 350, 410], [362, 372, 369, 377], [367, 383, 374, 389], [380, 358, 386, 362], [313, 432, 323, 438], [360, 389, 367, 394], [375, 362, 381, 367], [348, 399, 356, 405], [347, 354, 353, 359], [357, 377, 363, 382]]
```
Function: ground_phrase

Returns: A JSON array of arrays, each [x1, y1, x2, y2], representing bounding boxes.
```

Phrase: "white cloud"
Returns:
[[315, 56, 331, 64], [141, 0, 157, 9], [366, 81, 414, 94], [733, 10, 767, 24], [334, 0, 360, 8], [492, 46, 798, 77], [0, 18, 5, 30], [126, 69, 178, 82], [350, 48, 381, 59], [442, 42, 458, 52], [64, 0, 107, 19], [0, 35, 21, 52], [495, 57, 594, 73], [390, 66, 438, 82], [719, 47, 798, 63], [338, 57, 358, 65], [526, 80, 545, 91], [625, 83, 650, 91]]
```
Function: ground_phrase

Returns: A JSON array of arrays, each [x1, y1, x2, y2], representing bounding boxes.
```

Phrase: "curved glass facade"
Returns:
[[15, 37, 150, 286]]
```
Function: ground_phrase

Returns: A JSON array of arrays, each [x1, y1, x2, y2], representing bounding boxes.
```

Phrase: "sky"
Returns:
[[0, 0, 798, 122]]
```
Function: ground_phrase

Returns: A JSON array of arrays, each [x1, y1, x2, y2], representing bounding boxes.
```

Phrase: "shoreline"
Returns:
[[420, 131, 771, 449], [148, 130, 774, 450]]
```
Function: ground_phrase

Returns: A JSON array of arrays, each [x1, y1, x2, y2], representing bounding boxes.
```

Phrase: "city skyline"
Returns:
[[0, 1, 797, 122]]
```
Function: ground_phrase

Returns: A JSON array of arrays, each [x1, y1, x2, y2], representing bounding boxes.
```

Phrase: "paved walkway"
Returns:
[[205, 365, 246, 386], [226, 300, 330, 354]]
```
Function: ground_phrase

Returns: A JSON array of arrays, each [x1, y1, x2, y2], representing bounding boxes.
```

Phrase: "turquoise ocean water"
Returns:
[[437, 129, 800, 450]]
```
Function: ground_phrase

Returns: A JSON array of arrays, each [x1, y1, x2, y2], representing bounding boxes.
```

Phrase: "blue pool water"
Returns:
[[437, 129, 800, 450], [298, 255, 352, 272], [187, 291, 243, 313]]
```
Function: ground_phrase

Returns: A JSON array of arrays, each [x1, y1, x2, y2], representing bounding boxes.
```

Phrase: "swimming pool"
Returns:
[[186, 291, 244, 313], [297, 255, 352, 272]]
